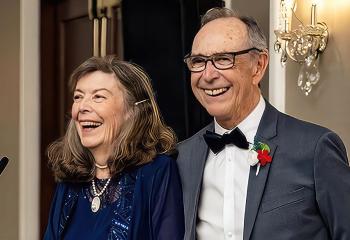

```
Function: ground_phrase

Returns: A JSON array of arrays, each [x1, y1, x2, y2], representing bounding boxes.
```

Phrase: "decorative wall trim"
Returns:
[[269, 0, 286, 112], [19, 0, 40, 239]]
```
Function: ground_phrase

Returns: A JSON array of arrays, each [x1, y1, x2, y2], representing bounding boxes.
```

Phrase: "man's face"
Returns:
[[190, 17, 264, 129]]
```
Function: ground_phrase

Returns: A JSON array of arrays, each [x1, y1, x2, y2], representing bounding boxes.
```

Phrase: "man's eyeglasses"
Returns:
[[183, 47, 261, 72]]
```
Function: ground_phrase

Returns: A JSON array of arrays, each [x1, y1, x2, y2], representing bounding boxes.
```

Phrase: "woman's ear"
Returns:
[[252, 50, 269, 85]]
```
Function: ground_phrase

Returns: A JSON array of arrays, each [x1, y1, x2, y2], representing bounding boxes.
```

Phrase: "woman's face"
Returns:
[[71, 71, 127, 155]]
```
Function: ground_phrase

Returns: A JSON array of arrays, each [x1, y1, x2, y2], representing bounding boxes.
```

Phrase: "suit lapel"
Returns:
[[188, 123, 213, 239], [243, 101, 279, 240]]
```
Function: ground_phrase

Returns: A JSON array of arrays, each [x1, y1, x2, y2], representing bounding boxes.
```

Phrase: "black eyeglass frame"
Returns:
[[183, 47, 262, 72]]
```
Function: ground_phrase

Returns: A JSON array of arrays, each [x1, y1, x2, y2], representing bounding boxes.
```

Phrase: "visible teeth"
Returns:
[[81, 121, 102, 128], [204, 87, 228, 96]]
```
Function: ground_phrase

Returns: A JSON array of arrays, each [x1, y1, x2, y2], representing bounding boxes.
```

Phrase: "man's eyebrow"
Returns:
[[190, 52, 230, 57]]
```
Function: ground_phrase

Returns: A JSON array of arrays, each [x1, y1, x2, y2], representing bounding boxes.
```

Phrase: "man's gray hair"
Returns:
[[201, 7, 268, 50]]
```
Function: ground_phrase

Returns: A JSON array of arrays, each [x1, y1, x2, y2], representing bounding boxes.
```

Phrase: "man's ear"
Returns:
[[252, 50, 269, 85]]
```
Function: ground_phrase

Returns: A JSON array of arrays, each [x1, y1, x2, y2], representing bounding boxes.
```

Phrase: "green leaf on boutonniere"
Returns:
[[252, 141, 270, 152], [257, 142, 270, 152]]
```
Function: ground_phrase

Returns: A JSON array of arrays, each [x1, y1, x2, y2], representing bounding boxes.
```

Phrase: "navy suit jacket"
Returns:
[[177, 100, 350, 240], [44, 154, 184, 240]]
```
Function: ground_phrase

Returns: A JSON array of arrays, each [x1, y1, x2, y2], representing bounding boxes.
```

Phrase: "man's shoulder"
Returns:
[[278, 110, 331, 135], [135, 154, 178, 181], [265, 100, 331, 136]]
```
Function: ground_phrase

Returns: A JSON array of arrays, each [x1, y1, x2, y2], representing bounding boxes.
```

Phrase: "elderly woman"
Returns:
[[44, 56, 184, 240]]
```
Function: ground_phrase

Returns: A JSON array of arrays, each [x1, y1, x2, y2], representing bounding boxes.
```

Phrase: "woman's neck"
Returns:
[[95, 167, 111, 179], [91, 148, 111, 179]]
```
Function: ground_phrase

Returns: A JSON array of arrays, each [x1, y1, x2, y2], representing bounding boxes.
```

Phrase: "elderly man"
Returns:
[[177, 7, 350, 240]]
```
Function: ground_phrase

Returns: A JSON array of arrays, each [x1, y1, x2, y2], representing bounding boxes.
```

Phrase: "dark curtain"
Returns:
[[122, 0, 224, 141]]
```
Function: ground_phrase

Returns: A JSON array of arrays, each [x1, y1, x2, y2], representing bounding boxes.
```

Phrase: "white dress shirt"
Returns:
[[196, 96, 265, 240]]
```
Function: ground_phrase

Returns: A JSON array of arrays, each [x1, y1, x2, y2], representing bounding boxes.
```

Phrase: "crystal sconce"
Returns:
[[274, 0, 329, 95]]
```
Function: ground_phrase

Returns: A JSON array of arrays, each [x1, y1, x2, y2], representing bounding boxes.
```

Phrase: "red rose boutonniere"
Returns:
[[247, 142, 272, 176]]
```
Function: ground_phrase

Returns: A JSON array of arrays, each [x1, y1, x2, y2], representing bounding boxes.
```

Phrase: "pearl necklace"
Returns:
[[91, 178, 111, 213]]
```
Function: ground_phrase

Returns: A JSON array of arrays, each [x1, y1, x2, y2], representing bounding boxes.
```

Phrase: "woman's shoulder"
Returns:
[[55, 181, 82, 188], [148, 153, 177, 168], [54, 181, 84, 196], [133, 154, 181, 199], [137, 153, 178, 177]]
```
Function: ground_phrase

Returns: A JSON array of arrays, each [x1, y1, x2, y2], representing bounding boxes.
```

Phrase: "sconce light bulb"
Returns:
[[280, 0, 296, 32], [311, 0, 320, 5], [285, 0, 296, 10], [311, 3, 317, 26]]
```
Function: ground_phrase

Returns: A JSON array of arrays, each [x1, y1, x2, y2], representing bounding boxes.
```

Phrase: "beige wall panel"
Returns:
[[0, 0, 20, 240]]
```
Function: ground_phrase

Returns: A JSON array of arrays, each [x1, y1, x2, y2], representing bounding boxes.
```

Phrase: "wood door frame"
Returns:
[[40, 0, 60, 237]]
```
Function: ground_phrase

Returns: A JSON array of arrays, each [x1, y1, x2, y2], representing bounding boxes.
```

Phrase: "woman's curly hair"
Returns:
[[47, 56, 177, 182]]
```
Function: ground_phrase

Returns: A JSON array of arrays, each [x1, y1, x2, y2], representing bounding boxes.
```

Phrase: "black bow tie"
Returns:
[[203, 127, 249, 154]]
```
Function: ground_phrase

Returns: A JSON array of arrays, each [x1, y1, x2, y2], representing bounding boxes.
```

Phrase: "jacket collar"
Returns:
[[243, 100, 279, 240]]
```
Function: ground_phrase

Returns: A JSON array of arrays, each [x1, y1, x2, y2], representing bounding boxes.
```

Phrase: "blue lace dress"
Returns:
[[44, 154, 184, 240], [63, 173, 136, 239]]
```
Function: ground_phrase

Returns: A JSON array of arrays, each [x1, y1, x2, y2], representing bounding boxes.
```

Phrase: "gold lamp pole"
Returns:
[[89, 0, 121, 57]]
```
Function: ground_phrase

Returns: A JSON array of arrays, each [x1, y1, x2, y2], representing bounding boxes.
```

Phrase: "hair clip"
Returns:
[[134, 99, 149, 106]]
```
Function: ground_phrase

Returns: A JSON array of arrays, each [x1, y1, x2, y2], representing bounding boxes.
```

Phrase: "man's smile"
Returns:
[[203, 87, 229, 96]]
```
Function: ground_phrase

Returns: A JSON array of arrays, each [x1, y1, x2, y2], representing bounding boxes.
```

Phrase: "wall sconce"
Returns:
[[274, 0, 329, 95]]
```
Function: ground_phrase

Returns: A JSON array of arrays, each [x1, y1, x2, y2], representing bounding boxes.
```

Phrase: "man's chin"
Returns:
[[206, 109, 229, 119]]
